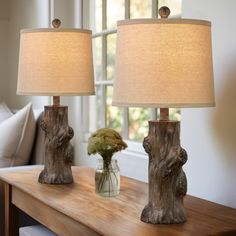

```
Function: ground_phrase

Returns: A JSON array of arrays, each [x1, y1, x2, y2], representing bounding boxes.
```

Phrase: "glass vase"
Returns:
[[95, 159, 120, 197]]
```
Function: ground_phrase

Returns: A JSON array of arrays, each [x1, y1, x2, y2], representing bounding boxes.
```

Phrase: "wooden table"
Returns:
[[1, 166, 236, 236]]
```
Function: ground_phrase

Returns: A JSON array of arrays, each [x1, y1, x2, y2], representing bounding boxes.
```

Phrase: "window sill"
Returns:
[[123, 140, 147, 158]]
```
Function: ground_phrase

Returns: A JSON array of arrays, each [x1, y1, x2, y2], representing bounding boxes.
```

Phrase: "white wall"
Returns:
[[182, 0, 236, 208], [0, 0, 9, 101], [0, 0, 50, 109]]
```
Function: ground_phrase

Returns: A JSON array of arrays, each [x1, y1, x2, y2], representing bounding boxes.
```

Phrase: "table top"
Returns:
[[1, 166, 236, 236]]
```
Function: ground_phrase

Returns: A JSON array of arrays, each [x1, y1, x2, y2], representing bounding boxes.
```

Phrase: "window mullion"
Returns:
[[151, 1, 158, 121], [101, 35, 107, 127], [152, 0, 158, 18], [95, 80, 113, 86], [150, 108, 158, 120], [93, 29, 117, 38], [49, 0, 55, 25], [123, 0, 130, 139], [102, 0, 107, 30], [125, 0, 130, 19], [122, 108, 129, 139], [101, 0, 107, 128], [101, 85, 106, 128]]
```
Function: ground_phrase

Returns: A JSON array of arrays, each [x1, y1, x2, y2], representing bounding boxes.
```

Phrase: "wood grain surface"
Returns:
[[0, 166, 236, 236]]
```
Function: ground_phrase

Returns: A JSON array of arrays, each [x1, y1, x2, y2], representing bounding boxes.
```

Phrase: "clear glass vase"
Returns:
[[95, 159, 120, 197]]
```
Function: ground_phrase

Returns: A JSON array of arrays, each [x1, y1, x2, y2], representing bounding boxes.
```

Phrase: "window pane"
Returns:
[[130, 0, 152, 18], [129, 108, 150, 141], [93, 37, 102, 81], [107, 34, 116, 80], [90, 0, 102, 32], [170, 108, 181, 120], [107, 0, 125, 29], [158, 0, 182, 18], [106, 86, 123, 133]]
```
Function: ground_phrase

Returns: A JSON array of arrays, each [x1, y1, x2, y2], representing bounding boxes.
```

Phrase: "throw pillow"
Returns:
[[0, 103, 36, 167], [0, 102, 13, 123], [30, 111, 45, 165]]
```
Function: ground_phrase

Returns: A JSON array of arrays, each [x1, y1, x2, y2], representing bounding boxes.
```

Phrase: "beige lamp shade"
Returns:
[[112, 19, 215, 108], [17, 28, 94, 96]]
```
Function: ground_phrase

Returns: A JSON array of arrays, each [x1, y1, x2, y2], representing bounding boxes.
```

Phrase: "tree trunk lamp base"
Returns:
[[38, 105, 74, 184], [141, 120, 187, 224]]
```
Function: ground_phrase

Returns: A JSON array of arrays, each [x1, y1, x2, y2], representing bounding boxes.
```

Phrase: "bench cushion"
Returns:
[[19, 225, 58, 236]]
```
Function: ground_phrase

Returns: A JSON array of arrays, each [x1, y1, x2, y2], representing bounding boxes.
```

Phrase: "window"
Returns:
[[89, 0, 181, 141]]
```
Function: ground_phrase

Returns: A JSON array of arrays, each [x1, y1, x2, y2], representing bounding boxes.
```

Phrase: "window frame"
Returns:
[[81, 0, 181, 152], [86, 0, 158, 141]]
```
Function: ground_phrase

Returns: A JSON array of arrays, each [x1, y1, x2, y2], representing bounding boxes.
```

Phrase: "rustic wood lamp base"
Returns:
[[141, 119, 187, 224], [38, 97, 74, 184]]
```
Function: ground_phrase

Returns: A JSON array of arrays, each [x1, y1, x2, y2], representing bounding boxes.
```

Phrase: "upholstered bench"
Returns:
[[0, 102, 45, 234]]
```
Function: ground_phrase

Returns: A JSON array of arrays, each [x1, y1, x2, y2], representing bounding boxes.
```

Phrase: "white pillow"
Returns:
[[0, 102, 13, 123], [0, 103, 36, 167]]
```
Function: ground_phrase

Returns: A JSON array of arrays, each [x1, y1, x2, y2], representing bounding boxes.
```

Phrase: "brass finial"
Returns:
[[159, 6, 171, 18], [52, 18, 61, 28]]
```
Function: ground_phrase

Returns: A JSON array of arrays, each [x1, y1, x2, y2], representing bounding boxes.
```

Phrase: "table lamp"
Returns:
[[17, 19, 94, 184], [113, 7, 215, 224]]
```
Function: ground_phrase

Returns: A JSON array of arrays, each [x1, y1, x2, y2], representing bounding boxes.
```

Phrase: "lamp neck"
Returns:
[[53, 96, 60, 106], [160, 108, 169, 121]]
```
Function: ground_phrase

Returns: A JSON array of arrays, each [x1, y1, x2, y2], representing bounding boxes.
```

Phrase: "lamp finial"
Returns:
[[159, 6, 171, 18], [52, 18, 61, 28]]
